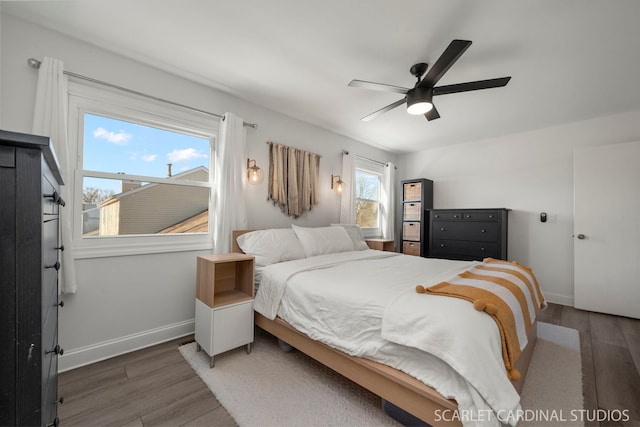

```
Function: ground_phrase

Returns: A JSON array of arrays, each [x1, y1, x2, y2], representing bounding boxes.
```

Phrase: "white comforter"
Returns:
[[253, 250, 522, 426]]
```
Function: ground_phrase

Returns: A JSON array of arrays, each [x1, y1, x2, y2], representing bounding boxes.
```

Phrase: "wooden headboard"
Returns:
[[231, 230, 255, 253]]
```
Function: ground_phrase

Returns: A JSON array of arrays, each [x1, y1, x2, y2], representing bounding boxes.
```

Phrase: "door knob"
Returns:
[[576, 234, 586, 240]]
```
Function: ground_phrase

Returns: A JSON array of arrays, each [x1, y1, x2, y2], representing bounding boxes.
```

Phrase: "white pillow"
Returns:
[[330, 224, 369, 251], [236, 229, 305, 266], [291, 225, 355, 257]]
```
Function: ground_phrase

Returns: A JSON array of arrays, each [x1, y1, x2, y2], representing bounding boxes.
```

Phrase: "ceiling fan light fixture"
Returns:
[[407, 101, 434, 115], [406, 87, 433, 115]]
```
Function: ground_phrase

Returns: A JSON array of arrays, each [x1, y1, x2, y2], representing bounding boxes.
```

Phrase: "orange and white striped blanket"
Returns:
[[416, 258, 546, 381]]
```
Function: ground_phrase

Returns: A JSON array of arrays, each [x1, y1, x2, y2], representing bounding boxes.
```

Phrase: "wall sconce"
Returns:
[[331, 174, 343, 193], [247, 159, 264, 185]]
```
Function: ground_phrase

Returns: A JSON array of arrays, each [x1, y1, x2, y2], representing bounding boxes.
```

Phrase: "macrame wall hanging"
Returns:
[[267, 142, 320, 218]]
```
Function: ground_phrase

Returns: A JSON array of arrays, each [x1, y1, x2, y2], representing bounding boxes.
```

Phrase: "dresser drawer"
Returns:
[[431, 239, 498, 260], [41, 325, 59, 427], [42, 277, 58, 333], [42, 219, 59, 264], [41, 324, 58, 378], [42, 368, 58, 427], [402, 241, 421, 256], [461, 211, 500, 221], [42, 173, 61, 217], [402, 222, 421, 241], [431, 211, 463, 221], [403, 202, 422, 221], [432, 221, 498, 242]]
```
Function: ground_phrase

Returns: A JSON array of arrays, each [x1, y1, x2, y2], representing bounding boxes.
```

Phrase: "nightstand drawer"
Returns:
[[196, 299, 254, 357], [213, 301, 254, 355]]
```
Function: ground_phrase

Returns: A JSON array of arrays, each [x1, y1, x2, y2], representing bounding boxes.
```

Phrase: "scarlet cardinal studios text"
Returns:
[[434, 408, 630, 424]]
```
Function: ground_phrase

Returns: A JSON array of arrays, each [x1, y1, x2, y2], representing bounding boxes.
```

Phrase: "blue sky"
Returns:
[[83, 113, 209, 193]]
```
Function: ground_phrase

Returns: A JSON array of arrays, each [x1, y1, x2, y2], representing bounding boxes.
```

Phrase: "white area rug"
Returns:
[[179, 322, 583, 427], [519, 323, 584, 427]]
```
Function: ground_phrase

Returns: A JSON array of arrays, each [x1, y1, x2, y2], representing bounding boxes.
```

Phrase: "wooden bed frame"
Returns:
[[232, 230, 537, 426]]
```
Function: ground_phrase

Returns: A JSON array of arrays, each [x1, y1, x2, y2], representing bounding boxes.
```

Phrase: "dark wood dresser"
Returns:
[[428, 208, 509, 261], [0, 130, 65, 426]]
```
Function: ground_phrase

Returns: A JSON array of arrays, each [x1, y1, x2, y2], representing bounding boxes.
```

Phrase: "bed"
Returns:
[[232, 227, 541, 427]]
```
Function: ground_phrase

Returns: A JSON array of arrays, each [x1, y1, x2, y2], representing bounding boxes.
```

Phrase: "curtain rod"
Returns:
[[265, 141, 321, 157], [342, 150, 391, 167], [27, 58, 258, 129]]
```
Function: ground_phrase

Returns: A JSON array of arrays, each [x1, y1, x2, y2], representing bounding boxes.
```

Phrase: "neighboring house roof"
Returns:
[[98, 166, 209, 208], [158, 210, 208, 234], [92, 166, 210, 235]]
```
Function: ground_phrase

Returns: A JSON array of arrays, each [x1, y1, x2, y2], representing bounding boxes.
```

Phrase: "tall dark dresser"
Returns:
[[0, 130, 65, 427], [428, 208, 509, 261]]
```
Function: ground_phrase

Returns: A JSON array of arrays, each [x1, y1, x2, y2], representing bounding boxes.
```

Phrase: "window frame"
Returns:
[[67, 81, 218, 259], [353, 158, 384, 238]]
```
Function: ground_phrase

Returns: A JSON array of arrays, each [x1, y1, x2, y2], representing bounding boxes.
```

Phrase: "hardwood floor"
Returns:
[[58, 336, 236, 426], [536, 304, 640, 427], [59, 304, 639, 426]]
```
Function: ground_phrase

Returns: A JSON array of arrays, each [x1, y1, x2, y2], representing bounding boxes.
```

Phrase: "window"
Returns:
[[80, 113, 210, 237], [354, 158, 384, 237], [68, 82, 217, 258]]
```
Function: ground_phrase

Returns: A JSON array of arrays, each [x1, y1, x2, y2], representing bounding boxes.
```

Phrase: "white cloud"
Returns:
[[167, 148, 208, 163], [93, 127, 132, 145], [142, 154, 157, 162]]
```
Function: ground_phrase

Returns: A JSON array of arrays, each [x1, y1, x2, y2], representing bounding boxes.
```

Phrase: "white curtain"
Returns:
[[381, 162, 396, 240], [339, 151, 355, 223], [32, 57, 77, 294], [213, 112, 248, 253]]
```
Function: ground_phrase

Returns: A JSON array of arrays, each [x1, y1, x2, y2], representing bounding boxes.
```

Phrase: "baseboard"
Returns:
[[542, 291, 574, 307], [58, 319, 195, 372]]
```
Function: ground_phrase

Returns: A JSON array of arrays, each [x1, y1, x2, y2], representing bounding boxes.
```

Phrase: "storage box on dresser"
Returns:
[[400, 178, 433, 257], [429, 208, 509, 261], [0, 130, 64, 427], [195, 253, 255, 368]]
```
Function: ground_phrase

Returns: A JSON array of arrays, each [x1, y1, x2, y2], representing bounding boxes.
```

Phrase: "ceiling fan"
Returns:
[[348, 39, 511, 122]]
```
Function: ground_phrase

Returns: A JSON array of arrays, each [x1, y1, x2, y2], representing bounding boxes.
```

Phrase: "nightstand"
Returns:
[[195, 253, 255, 368], [365, 238, 395, 252]]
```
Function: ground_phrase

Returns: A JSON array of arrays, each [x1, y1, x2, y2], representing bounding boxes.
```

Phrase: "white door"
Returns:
[[574, 141, 640, 319]]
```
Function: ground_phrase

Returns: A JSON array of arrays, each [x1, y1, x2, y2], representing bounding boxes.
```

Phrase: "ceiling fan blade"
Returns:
[[424, 105, 440, 121], [360, 98, 407, 121], [348, 79, 409, 95], [419, 39, 472, 88], [433, 77, 511, 96]]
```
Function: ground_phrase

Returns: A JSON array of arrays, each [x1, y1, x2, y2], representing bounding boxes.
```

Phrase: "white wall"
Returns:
[[0, 13, 397, 370], [398, 110, 640, 305]]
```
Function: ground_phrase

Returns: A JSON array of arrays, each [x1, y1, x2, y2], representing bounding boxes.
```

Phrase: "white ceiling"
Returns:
[[5, 0, 640, 153]]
